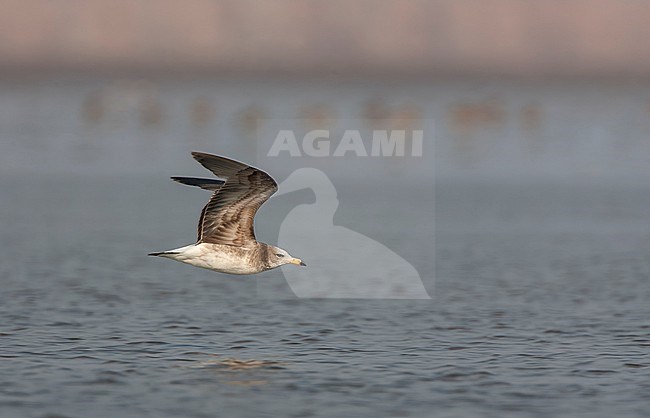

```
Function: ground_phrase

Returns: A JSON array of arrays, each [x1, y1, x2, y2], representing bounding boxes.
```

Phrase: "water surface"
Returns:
[[1, 175, 650, 417]]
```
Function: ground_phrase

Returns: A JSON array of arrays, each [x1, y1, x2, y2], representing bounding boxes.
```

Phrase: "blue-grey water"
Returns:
[[2, 175, 650, 418], [2, 77, 650, 417]]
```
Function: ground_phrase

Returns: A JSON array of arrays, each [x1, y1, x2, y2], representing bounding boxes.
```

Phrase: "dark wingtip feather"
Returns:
[[190, 151, 252, 175], [191, 151, 218, 163], [171, 176, 225, 190]]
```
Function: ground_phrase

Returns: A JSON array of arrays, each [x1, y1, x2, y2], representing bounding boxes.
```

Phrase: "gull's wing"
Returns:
[[190, 152, 278, 247]]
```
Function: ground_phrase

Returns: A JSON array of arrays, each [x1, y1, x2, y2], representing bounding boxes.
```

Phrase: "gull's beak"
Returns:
[[290, 258, 307, 267]]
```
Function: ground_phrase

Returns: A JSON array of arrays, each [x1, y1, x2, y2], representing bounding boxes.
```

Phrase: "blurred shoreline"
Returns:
[[3, 0, 650, 77], [7, 69, 650, 82]]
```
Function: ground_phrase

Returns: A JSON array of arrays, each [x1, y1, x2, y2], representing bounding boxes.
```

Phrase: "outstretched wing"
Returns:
[[190, 152, 278, 247]]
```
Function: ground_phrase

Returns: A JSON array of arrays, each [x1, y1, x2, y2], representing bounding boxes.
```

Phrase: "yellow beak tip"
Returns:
[[290, 258, 306, 266]]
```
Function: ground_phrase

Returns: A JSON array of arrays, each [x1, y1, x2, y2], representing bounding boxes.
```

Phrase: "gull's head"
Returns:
[[268, 246, 306, 268]]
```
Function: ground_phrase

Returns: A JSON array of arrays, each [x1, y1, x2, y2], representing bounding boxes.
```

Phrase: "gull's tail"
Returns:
[[148, 251, 178, 256], [149, 244, 193, 258], [171, 177, 225, 191]]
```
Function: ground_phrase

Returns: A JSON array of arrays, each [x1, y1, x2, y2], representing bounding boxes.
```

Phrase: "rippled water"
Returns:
[[2, 174, 650, 418]]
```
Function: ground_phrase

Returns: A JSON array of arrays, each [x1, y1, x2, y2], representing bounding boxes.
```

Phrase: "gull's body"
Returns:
[[149, 152, 305, 275]]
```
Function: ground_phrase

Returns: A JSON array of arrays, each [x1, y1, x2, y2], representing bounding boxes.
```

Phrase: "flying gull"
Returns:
[[149, 152, 306, 274]]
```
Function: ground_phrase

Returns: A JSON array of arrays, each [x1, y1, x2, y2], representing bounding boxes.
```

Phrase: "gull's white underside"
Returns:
[[160, 243, 264, 275]]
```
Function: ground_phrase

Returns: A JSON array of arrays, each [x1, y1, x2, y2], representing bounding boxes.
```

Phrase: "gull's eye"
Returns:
[[275, 253, 284, 257]]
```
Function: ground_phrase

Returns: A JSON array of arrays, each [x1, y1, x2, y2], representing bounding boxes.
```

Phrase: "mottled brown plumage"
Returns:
[[189, 152, 277, 247], [149, 152, 304, 275]]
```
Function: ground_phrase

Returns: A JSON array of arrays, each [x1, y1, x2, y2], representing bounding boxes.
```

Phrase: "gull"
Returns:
[[148, 152, 306, 274]]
